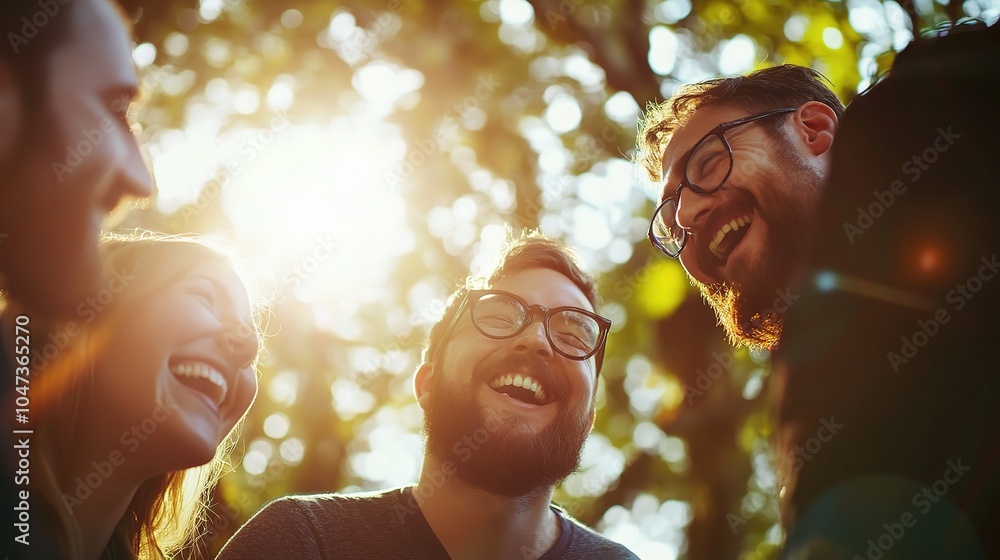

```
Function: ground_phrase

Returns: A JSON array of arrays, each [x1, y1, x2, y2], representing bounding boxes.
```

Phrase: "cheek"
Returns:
[[92, 297, 189, 386], [445, 335, 491, 377], [92, 320, 167, 398], [728, 147, 773, 188], [47, 95, 125, 196], [569, 367, 596, 404], [228, 369, 258, 425], [728, 163, 758, 191], [86, 338, 169, 435], [679, 252, 709, 284], [49, 89, 93, 152]]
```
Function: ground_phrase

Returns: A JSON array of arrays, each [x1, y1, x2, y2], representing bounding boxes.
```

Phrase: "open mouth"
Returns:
[[489, 373, 552, 406], [170, 360, 229, 407], [708, 214, 752, 261]]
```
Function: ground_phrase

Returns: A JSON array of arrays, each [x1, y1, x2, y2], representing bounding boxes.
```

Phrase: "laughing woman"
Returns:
[[6, 233, 264, 559]]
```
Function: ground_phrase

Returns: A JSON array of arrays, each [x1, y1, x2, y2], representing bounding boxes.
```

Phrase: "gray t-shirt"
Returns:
[[217, 486, 639, 559]]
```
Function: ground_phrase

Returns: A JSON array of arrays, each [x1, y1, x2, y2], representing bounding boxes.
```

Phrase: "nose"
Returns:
[[219, 319, 260, 370], [674, 187, 716, 230], [101, 131, 154, 212], [122, 136, 155, 199], [510, 319, 554, 360]]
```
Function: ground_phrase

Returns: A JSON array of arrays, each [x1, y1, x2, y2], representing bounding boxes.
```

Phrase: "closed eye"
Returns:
[[189, 286, 215, 306], [186, 277, 219, 308], [479, 314, 517, 328], [554, 331, 589, 351], [699, 152, 726, 176]]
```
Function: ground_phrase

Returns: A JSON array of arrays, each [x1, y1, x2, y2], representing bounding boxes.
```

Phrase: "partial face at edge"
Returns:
[[0, 0, 153, 317]]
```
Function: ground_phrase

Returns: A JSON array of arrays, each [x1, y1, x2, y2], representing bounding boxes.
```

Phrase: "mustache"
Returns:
[[474, 352, 569, 402]]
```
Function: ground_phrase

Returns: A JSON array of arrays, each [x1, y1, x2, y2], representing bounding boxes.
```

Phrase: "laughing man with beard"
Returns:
[[638, 28, 1000, 558], [637, 65, 844, 350], [219, 235, 638, 560]]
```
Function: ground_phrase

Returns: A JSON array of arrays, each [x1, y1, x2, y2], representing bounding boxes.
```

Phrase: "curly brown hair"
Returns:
[[635, 65, 845, 185]]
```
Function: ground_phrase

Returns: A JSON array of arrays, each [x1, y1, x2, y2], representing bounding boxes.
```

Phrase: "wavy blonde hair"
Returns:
[[31, 232, 265, 559]]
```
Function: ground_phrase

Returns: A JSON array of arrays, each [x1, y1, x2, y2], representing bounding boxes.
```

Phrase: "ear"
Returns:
[[792, 101, 838, 157], [413, 362, 434, 410], [0, 59, 22, 162]]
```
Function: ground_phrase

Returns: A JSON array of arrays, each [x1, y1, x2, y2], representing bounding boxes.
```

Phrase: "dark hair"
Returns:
[[422, 233, 598, 365], [1, 0, 81, 118], [635, 65, 846, 184]]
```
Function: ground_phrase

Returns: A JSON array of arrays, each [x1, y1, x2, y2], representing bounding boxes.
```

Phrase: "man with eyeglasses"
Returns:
[[638, 26, 1000, 558], [637, 65, 843, 349], [220, 234, 638, 560]]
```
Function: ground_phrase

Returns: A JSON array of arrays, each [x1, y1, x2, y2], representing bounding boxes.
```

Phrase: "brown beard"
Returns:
[[699, 281, 784, 350], [423, 353, 592, 497]]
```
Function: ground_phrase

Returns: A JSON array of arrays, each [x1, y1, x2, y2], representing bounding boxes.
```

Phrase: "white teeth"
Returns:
[[491, 373, 548, 404], [708, 214, 753, 259], [170, 361, 228, 405]]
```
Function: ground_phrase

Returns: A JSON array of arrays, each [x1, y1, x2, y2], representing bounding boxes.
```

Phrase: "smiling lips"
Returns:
[[170, 361, 229, 406], [490, 373, 548, 406], [708, 214, 752, 260]]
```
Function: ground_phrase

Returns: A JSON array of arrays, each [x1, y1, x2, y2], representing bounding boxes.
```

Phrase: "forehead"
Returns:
[[489, 268, 593, 312], [659, 103, 751, 195], [53, 0, 136, 89]]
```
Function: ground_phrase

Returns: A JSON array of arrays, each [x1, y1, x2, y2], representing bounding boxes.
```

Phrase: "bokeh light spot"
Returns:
[[634, 261, 687, 319]]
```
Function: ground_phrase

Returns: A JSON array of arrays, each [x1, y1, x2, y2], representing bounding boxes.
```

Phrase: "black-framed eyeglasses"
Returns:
[[648, 107, 797, 258], [428, 289, 612, 373]]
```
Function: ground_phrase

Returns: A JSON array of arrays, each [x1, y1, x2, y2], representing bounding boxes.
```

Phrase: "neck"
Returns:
[[55, 430, 148, 559], [414, 454, 561, 560], [42, 336, 149, 560], [68, 480, 141, 560], [2, 306, 147, 559]]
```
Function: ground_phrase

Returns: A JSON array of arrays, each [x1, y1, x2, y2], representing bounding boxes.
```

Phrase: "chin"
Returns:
[[697, 265, 787, 350], [5, 249, 97, 319], [172, 441, 222, 472], [161, 419, 229, 470]]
